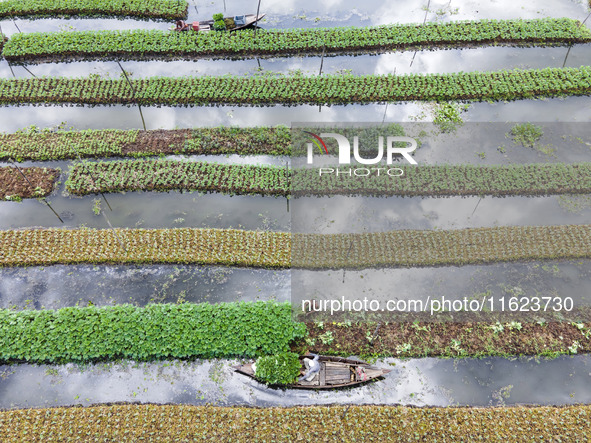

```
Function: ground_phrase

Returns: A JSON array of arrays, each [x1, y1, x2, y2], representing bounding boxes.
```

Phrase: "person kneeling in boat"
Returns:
[[299, 353, 320, 381], [175, 20, 191, 31]]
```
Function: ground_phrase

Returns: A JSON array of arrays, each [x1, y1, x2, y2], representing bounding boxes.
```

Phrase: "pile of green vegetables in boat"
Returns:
[[235, 352, 392, 390]]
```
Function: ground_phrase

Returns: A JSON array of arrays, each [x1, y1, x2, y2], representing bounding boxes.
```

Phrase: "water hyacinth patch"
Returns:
[[0, 67, 589, 106], [3, 18, 590, 63]]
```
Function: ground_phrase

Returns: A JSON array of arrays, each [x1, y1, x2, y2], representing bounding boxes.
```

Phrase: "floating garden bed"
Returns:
[[291, 224, 591, 269], [3, 18, 590, 63], [65, 161, 591, 197], [1, 301, 590, 365], [0, 166, 59, 201], [0, 0, 188, 20], [0, 67, 589, 106], [0, 228, 292, 268], [0, 301, 305, 364], [300, 319, 591, 359], [0, 225, 588, 268], [66, 159, 290, 196], [294, 163, 591, 197], [0, 404, 589, 441], [0, 127, 291, 161]]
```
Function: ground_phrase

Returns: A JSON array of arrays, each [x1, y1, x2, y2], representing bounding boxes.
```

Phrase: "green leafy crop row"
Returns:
[[0, 404, 589, 441], [0, 0, 187, 20], [65, 161, 591, 197], [0, 128, 136, 161], [185, 126, 291, 156], [0, 126, 291, 161], [294, 162, 591, 196], [0, 67, 589, 106], [66, 159, 290, 196], [3, 18, 589, 63], [0, 301, 306, 364], [0, 225, 588, 269]]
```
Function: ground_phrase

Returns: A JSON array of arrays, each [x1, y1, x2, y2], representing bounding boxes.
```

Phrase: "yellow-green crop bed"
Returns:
[[0, 404, 589, 442], [0, 225, 589, 269], [291, 224, 591, 269], [0, 228, 291, 268]]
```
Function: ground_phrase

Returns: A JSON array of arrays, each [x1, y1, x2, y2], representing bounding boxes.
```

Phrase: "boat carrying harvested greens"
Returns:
[[234, 353, 392, 389]]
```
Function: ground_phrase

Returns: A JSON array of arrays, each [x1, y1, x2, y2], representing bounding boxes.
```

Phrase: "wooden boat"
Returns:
[[190, 14, 266, 32], [234, 355, 391, 390]]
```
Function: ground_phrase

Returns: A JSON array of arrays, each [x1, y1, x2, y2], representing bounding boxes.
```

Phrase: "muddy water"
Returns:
[[1, 355, 590, 409]]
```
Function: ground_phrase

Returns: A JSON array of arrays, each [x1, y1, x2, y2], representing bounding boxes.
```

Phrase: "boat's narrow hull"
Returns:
[[234, 355, 391, 390]]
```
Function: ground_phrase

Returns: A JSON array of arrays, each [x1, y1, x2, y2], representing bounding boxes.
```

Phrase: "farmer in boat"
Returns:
[[175, 20, 191, 31], [299, 353, 320, 381]]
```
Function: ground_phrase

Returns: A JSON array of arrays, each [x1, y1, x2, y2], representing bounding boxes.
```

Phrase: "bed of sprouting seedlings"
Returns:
[[0, 67, 590, 106], [0, 126, 292, 161], [3, 18, 590, 63], [0, 0, 188, 20]]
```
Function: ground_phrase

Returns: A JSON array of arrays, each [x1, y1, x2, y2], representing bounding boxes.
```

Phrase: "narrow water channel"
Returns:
[[0, 265, 290, 309], [1, 98, 590, 137], [1, 192, 588, 233], [1, 355, 590, 409], [3, 44, 590, 77], [1, 260, 588, 316]]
